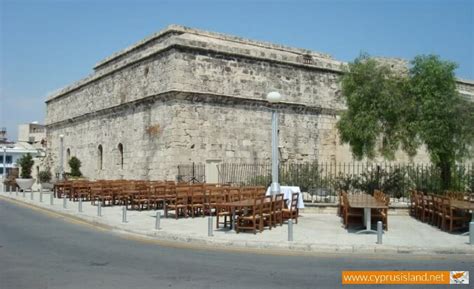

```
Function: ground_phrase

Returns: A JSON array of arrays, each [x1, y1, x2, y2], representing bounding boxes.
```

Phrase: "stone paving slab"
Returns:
[[1, 188, 473, 255]]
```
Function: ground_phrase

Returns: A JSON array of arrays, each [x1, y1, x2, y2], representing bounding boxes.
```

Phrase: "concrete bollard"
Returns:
[[22, 190, 26, 198], [30, 190, 34, 200], [63, 197, 67, 209], [155, 211, 161, 230], [16, 187, 19, 196], [377, 221, 383, 244], [122, 206, 127, 223], [288, 219, 294, 242], [78, 198, 83, 213], [97, 201, 102, 217], [50, 193, 54, 205], [470, 222, 474, 245], [208, 216, 213, 237], [40, 189, 43, 202]]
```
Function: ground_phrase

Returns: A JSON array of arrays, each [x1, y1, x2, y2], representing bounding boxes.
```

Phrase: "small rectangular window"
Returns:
[[6, 156, 12, 164]]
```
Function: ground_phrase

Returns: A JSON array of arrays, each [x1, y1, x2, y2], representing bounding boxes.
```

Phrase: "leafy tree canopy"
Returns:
[[338, 54, 473, 189]]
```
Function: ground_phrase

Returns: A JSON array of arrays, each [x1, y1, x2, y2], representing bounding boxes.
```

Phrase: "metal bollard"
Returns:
[[78, 198, 83, 213], [470, 222, 474, 245], [97, 201, 102, 216], [377, 221, 383, 244], [288, 219, 294, 241], [63, 197, 67, 209], [50, 193, 54, 205], [122, 206, 127, 223], [208, 216, 213, 237], [155, 211, 161, 230]]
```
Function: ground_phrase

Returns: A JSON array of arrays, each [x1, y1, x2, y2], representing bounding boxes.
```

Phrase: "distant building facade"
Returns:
[[0, 127, 39, 178], [44, 25, 474, 181], [18, 122, 46, 147]]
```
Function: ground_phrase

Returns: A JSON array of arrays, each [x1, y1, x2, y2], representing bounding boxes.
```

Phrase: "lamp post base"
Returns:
[[270, 182, 280, 195]]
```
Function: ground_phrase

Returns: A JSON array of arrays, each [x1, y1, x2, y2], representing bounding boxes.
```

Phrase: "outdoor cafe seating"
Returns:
[[410, 190, 472, 232], [339, 190, 389, 233], [52, 180, 300, 234]]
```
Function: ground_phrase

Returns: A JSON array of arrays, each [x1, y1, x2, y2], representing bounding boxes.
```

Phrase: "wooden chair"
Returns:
[[261, 196, 273, 230], [441, 198, 470, 232], [414, 191, 424, 220], [422, 194, 434, 223], [129, 185, 150, 211], [94, 181, 114, 207], [446, 191, 465, 201], [271, 193, 284, 227], [431, 195, 446, 229], [150, 184, 167, 210], [338, 191, 345, 217], [342, 193, 363, 229], [282, 192, 299, 224], [205, 187, 224, 216], [215, 195, 232, 229], [235, 198, 262, 234], [372, 191, 389, 230], [189, 187, 206, 218], [165, 189, 189, 219]]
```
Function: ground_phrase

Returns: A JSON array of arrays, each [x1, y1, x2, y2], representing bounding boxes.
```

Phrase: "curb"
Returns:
[[1, 193, 473, 256]]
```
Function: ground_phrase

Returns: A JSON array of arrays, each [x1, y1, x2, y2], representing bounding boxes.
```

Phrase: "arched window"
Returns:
[[66, 148, 71, 167], [118, 143, 123, 169], [98, 145, 103, 170]]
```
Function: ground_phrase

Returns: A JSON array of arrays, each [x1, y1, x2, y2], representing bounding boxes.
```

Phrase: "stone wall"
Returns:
[[46, 92, 325, 180], [44, 25, 474, 180]]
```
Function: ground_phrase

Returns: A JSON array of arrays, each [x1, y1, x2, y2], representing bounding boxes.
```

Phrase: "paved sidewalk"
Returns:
[[1, 188, 473, 255]]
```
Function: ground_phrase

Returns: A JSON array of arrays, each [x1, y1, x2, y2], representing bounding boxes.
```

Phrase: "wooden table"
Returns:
[[450, 200, 474, 236], [346, 194, 388, 234], [221, 199, 268, 233]]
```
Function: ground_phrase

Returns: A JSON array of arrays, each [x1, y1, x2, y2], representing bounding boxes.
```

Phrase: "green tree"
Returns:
[[408, 55, 473, 189], [68, 156, 82, 177], [17, 153, 34, 179], [338, 54, 473, 190]]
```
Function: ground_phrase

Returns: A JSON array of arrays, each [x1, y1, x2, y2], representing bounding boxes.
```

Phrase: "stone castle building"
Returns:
[[44, 25, 474, 181]]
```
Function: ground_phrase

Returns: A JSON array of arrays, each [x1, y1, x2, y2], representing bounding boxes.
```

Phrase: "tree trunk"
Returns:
[[440, 162, 451, 191]]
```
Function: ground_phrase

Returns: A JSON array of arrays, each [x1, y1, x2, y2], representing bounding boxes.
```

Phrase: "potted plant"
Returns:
[[16, 153, 35, 191], [38, 169, 53, 190], [68, 156, 83, 179]]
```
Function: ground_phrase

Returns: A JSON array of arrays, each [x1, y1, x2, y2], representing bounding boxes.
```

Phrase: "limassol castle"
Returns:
[[44, 25, 474, 181]]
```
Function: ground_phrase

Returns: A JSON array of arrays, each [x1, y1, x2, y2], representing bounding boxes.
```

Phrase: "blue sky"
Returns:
[[1, 0, 473, 141]]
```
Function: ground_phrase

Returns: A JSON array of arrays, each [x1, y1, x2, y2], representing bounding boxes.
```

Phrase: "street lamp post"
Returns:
[[267, 91, 283, 196], [59, 135, 64, 181]]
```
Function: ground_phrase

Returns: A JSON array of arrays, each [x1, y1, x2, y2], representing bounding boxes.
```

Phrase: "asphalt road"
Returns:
[[0, 199, 472, 289]]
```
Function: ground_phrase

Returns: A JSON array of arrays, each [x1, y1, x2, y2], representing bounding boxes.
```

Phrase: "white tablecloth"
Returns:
[[266, 186, 304, 209]]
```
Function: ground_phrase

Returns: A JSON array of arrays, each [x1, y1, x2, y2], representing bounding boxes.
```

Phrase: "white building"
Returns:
[[1, 124, 46, 186], [0, 143, 39, 177]]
